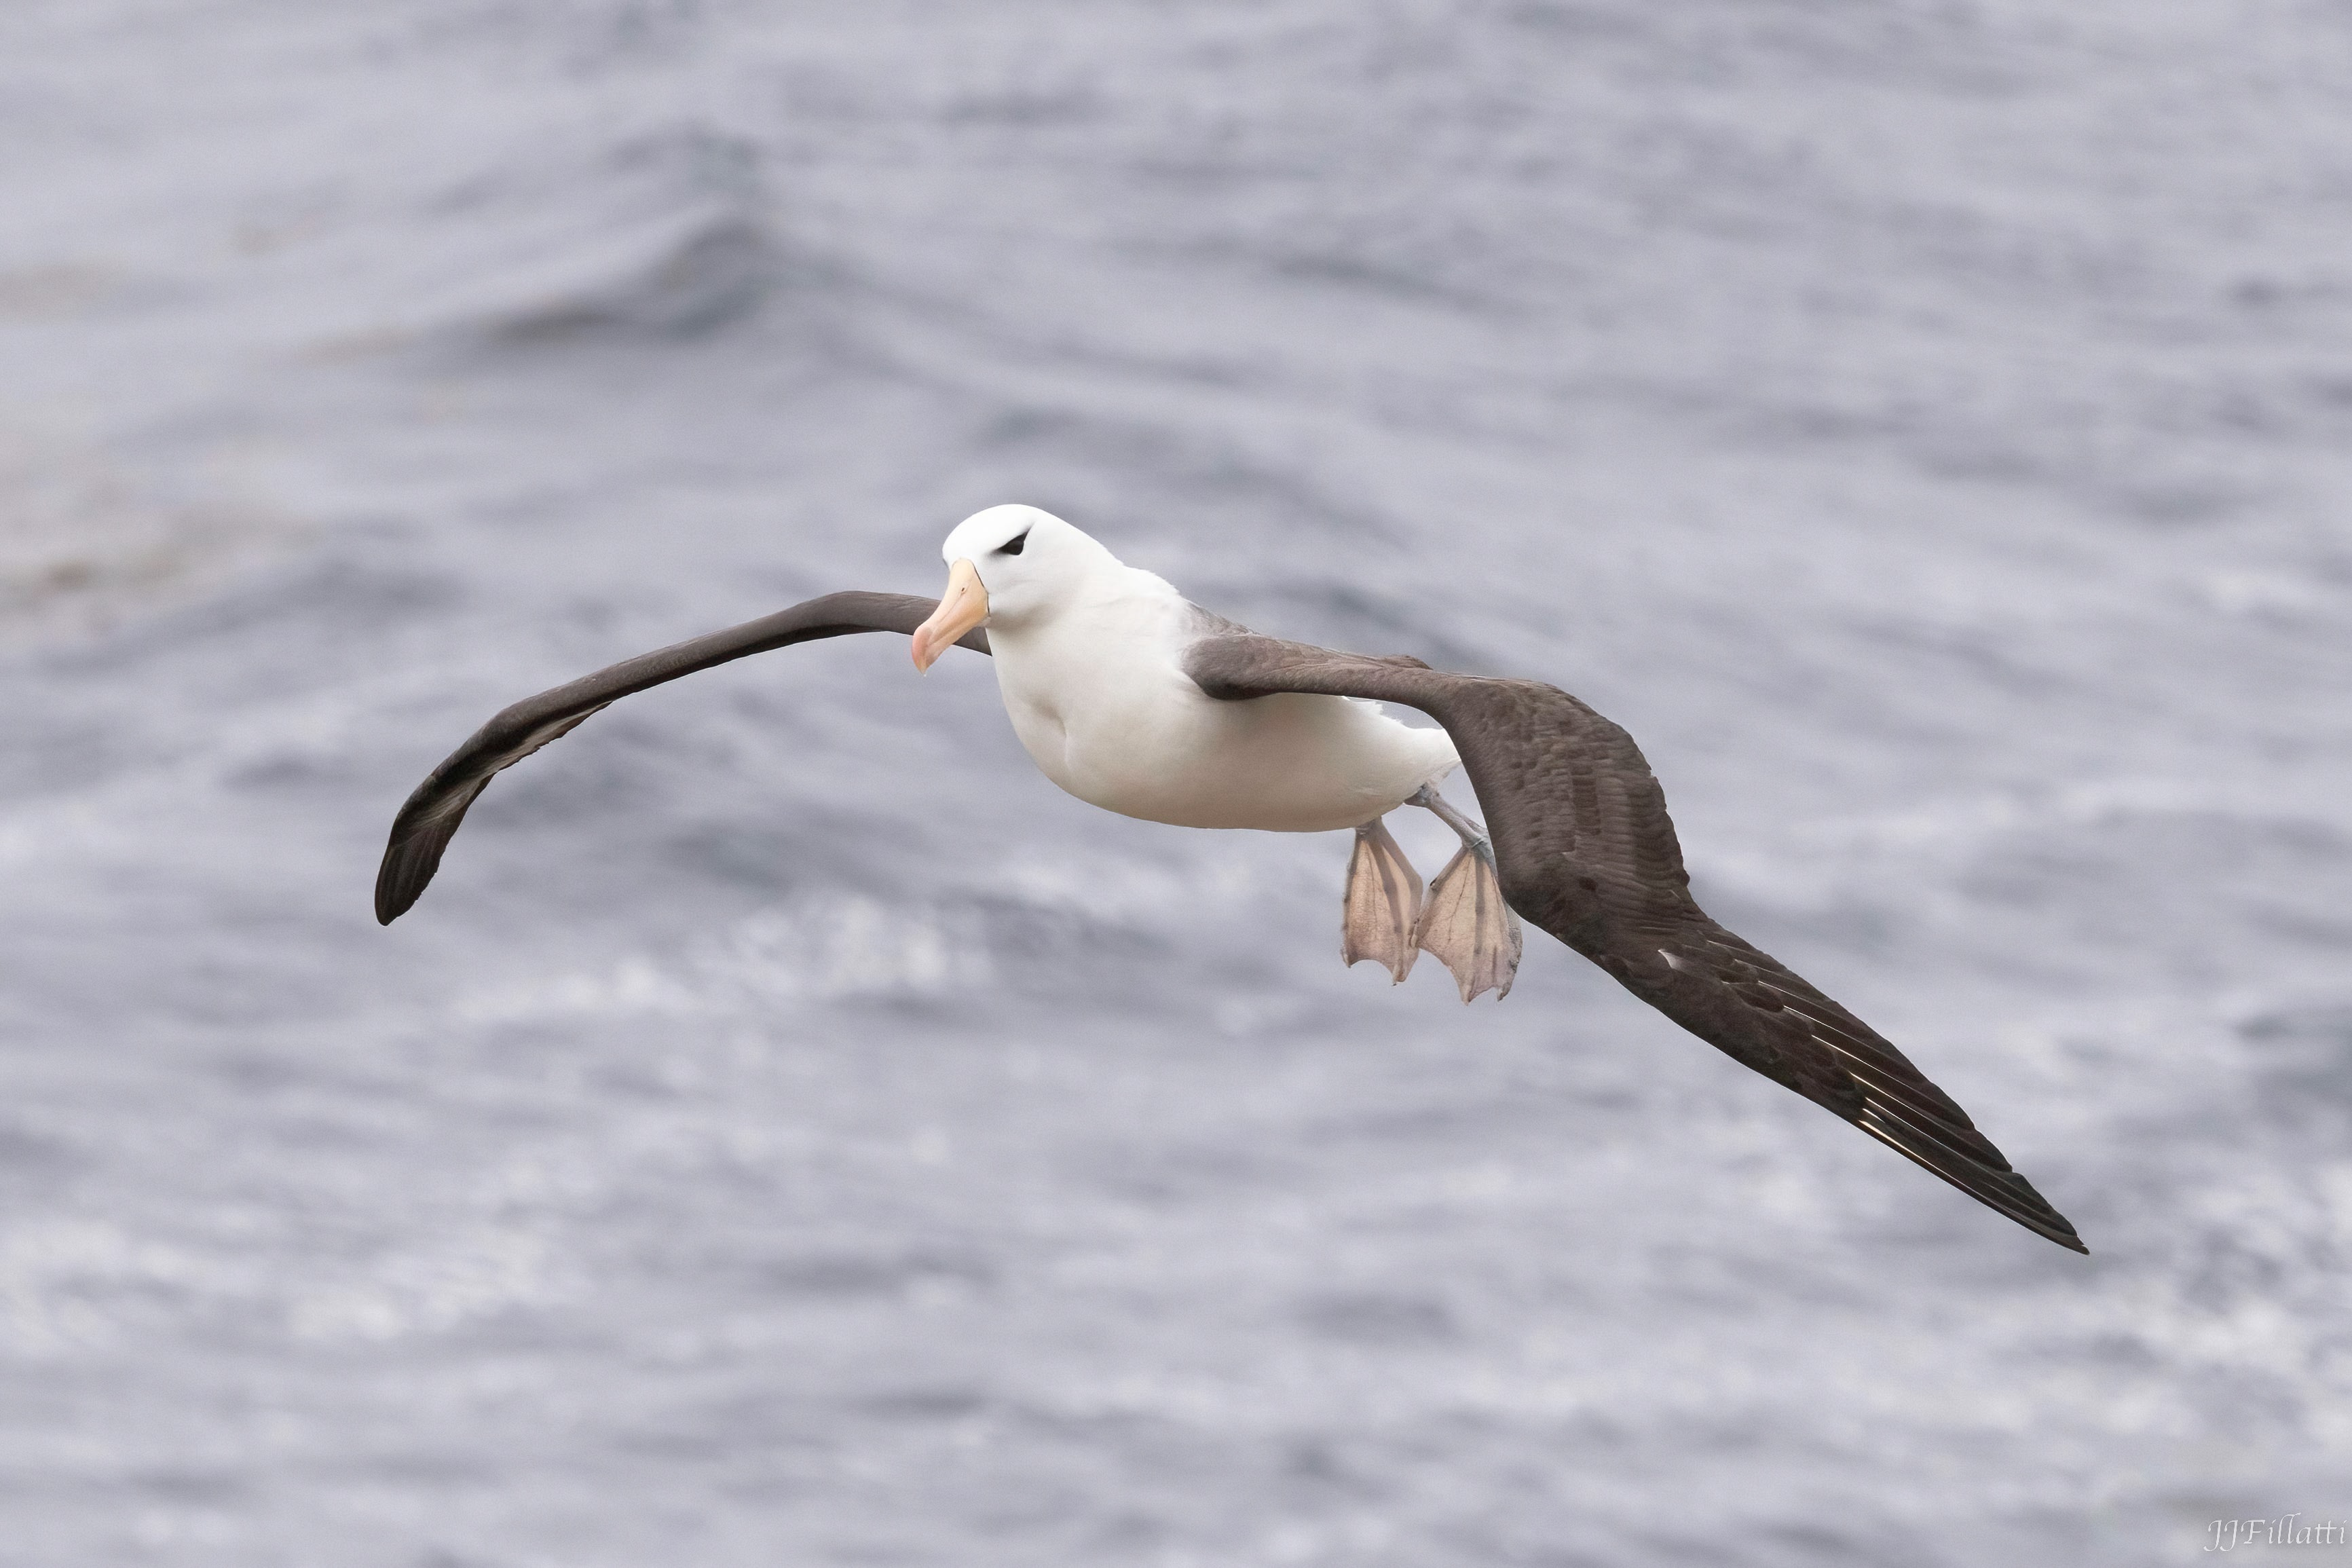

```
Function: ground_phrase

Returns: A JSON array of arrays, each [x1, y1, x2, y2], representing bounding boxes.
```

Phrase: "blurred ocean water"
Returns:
[[0, 2, 2347, 1563]]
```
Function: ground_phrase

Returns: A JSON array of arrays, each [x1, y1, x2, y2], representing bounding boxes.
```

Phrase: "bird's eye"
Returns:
[[997, 530, 1028, 557]]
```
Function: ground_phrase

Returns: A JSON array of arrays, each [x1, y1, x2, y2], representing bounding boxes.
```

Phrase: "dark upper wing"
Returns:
[[1186, 632, 2087, 1254], [375, 591, 988, 926]]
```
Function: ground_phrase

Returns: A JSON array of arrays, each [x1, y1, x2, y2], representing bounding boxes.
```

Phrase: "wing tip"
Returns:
[[1855, 1113, 2089, 1255], [373, 864, 420, 926], [373, 823, 448, 927]]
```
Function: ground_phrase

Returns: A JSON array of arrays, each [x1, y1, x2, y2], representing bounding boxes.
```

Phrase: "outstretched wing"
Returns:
[[375, 591, 988, 926], [1186, 633, 2087, 1254]]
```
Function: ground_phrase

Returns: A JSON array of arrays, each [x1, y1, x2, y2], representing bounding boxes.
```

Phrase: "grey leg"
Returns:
[[1408, 785, 1524, 1002]]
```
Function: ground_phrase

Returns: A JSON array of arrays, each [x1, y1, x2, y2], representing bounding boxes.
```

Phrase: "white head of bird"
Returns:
[[910, 504, 1125, 670]]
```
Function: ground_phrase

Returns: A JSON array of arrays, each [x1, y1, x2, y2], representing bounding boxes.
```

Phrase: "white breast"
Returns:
[[986, 570, 1457, 834]]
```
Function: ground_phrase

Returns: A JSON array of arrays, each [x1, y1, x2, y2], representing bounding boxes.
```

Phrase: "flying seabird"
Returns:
[[377, 505, 2087, 1254]]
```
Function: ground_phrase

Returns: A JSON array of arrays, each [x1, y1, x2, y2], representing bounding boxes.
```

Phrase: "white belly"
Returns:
[[990, 605, 1457, 833]]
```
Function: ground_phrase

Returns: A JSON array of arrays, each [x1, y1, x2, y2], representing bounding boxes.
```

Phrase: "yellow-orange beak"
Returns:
[[911, 557, 988, 673]]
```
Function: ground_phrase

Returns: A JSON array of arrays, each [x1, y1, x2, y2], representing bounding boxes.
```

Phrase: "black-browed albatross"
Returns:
[[377, 504, 2087, 1254]]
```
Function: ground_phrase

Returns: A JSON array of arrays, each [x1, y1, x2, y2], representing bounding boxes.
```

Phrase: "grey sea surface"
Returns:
[[1, 2, 2347, 1563]]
